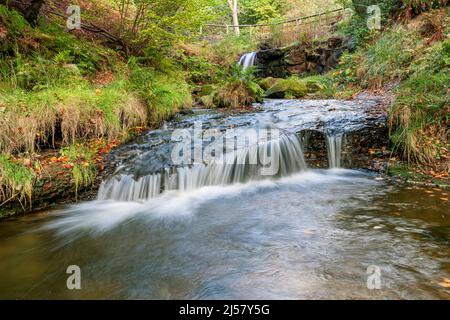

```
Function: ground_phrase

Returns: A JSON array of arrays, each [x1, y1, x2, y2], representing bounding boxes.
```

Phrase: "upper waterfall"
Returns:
[[238, 52, 257, 70]]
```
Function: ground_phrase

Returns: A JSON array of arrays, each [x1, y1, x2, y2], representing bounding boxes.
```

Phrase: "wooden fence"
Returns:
[[201, 8, 348, 45]]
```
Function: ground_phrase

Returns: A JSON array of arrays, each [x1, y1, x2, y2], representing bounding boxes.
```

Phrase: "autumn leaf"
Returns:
[[438, 278, 450, 288]]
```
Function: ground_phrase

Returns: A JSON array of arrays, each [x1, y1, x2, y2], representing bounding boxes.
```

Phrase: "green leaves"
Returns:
[[113, 0, 218, 55]]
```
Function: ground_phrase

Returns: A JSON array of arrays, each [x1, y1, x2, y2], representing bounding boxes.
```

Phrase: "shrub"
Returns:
[[213, 65, 264, 108]]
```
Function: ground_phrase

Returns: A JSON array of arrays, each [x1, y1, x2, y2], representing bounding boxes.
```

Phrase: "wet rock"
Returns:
[[255, 36, 355, 78], [298, 124, 390, 171]]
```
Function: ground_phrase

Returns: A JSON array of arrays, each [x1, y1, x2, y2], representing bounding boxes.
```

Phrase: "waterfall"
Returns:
[[98, 133, 307, 201], [326, 134, 344, 169], [238, 52, 257, 70]]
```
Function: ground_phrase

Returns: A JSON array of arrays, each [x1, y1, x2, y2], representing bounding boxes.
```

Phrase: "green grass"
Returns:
[[357, 26, 421, 89], [390, 39, 449, 171], [128, 62, 192, 125], [0, 155, 36, 209], [0, 80, 148, 155], [60, 144, 97, 200]]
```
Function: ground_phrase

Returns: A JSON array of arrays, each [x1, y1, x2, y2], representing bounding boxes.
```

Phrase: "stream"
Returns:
[[0, 99, 448, 299]]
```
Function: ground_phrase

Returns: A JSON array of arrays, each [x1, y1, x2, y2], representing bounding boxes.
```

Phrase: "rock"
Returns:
[[265, 78, 308, 99], [305, 79, 324, 93], [258, 77, 280, 91], [299, 121, 389, 170], [255, 36, 354, 78]]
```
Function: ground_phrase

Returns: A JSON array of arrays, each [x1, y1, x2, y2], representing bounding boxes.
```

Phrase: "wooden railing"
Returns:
[[200, 8, 347, 45]]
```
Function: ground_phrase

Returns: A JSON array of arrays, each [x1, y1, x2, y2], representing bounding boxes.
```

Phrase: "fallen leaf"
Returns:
[[438, 278, 450, 288]]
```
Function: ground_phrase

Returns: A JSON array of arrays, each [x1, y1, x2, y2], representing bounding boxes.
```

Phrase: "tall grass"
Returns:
[[0, 81, 148, 155], [390, 39, 449, 171], [357, 26, 421, 89], [60, 144, 97, 200], [128, 62, 192, 125], [210, 65, 264, 108], [0, 155, 35, 209]]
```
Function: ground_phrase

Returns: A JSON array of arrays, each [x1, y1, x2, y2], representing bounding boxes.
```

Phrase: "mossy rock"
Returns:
[[258, 77, 281, 91], [305, 79, 324, 93], [265, 78, 308, 99]]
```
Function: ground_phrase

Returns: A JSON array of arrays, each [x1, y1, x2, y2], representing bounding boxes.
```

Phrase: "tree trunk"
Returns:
[[227, 0, 240, 36], [24, 0, 46, 26]]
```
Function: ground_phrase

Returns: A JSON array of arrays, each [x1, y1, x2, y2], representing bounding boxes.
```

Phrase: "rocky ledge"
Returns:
[[256, 36, 355, 78]]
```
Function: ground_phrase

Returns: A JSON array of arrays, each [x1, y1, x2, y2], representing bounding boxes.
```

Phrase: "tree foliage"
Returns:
[[112, 0, 218, 55], [240, 0, 281, 24]]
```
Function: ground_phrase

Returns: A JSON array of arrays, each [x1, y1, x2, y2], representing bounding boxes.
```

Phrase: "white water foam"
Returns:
[[44, 170, 374, 236]]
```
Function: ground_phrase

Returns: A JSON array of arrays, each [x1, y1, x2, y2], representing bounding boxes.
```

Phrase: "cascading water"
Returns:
[[4, 98, 446, 300], [238, 52, 257, 70], [98, 132, 307, 201], [326, 133, 344, 169]]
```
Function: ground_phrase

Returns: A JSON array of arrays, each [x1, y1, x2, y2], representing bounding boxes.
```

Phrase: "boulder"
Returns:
[[258, 77, 280, 91], [265, 78, 308, 99]]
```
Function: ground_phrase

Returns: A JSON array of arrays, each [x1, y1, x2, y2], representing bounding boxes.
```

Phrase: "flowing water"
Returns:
[[326, 134, 344, 169], [238, 52, 257, 70], [0, 99, 448, 299]]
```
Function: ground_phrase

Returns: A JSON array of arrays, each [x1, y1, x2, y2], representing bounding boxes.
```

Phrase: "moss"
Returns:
[[258, 77, 280, 91], [265, 77, 308, 99], [388, 164, 450, 187]]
